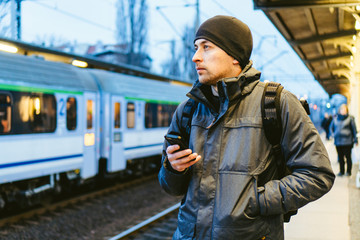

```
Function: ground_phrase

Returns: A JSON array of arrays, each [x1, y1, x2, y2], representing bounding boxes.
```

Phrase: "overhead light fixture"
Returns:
[[355, 20, 360, 30], [352, 46, 357, 53], [72, 59, 88, 68], [353, 35, 357, 41], [0, 43, 18, 53], [356, 5, 360, 11]]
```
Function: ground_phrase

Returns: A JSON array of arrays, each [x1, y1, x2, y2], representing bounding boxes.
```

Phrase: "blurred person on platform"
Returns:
[[321, 112, 333, 140], [330, 104, 358, 176]]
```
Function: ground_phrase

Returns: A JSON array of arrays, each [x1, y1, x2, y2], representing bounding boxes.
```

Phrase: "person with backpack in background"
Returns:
[[330, 104, 358, 176], [158, 15, 335, 240]]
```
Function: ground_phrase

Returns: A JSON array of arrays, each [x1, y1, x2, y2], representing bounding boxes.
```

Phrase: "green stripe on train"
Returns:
[[125, 97, 181, 105], [0, 83, 83, 95]]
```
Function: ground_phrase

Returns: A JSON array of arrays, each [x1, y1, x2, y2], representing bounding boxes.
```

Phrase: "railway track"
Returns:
[[108, 203, 180, 240], [0, 174, 157, 228]]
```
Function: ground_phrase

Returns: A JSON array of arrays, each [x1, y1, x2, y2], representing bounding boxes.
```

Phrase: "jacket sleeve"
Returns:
[[258, 91, 335, 216], [158, 101, 192, 196]]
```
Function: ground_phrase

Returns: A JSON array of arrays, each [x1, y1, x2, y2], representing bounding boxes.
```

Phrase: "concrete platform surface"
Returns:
[[284, 136, 357, 240]]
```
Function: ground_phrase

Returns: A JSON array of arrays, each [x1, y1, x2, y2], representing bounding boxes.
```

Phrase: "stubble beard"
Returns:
[[198, 73, 218, 86]]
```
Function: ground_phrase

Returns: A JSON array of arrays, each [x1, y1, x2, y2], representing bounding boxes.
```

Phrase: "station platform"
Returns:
[[284, 133, 360, 240]]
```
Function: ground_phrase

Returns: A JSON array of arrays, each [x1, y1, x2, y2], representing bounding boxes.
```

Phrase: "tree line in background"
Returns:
[[0, 0, 197, 82], [161, 24, 197, 82], [0, 0, 11, 37], [115, 0, 149, 68]]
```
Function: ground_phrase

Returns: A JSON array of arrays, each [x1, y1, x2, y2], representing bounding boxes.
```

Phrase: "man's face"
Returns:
[[192, 39, 241, 86]]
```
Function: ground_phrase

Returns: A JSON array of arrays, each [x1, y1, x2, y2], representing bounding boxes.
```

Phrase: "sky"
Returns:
[[11, 0, 329, 99]]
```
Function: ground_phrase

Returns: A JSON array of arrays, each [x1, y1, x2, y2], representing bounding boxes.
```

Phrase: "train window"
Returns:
[[162, 104, 177, 126], [10, 92, 56, 134], [145, 103, 178, 128], [127, 102, 135, 129], [7, 92, 56, 134], [0, 93, 12, 134], [114, 102, 121, 129], [145, 103, 157, 128], [66, 97, 77, 130], [87, 100, 93, 129], [29, 94, 56, 133]]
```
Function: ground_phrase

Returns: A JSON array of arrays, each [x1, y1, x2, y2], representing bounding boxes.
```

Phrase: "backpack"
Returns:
[[180, 82, 310, 222]]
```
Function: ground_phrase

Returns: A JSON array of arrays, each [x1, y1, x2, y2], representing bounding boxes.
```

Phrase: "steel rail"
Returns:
[[108, 203, 180, 240]]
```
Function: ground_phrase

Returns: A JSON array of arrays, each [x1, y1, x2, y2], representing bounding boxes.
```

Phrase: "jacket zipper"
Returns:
[[206, 117, 217, 129]]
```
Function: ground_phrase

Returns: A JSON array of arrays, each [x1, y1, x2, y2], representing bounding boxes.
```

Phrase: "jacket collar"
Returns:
[[337, 114, 349, 121], [187, 61, 261, 112]]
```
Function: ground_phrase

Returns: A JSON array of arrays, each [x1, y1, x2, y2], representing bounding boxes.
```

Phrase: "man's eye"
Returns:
[[204, 45, 209, 49]]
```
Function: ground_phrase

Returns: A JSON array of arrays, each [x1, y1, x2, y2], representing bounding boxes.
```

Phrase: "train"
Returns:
[[0, 50, 190, 209]]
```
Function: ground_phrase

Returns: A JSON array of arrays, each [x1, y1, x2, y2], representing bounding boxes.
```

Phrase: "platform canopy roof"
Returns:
[[253, 0, 360, 98]]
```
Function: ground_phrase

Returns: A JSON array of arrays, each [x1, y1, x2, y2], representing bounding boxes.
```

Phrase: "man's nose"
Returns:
[[192, 49, 202, 62]]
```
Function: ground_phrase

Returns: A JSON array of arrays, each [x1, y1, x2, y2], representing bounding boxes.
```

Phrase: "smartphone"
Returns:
[[164, 133, 189, 151]]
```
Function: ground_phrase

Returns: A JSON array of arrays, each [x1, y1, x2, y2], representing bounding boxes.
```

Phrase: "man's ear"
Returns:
[[232, 59, 242, 72]]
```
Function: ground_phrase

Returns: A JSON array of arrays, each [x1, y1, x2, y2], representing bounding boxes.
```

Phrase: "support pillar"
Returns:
[[349, 32, 360, 128]]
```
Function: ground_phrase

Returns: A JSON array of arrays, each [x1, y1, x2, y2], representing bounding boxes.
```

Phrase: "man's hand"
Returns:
[[166, 145, 201, 172]]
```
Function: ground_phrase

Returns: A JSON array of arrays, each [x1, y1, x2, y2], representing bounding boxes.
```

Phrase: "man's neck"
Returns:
[[211, 85, 219, 96]]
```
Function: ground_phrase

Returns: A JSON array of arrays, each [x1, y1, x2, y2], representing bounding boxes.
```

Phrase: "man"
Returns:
[[158, 15, 335, 240], [321, 112, 333, 140]]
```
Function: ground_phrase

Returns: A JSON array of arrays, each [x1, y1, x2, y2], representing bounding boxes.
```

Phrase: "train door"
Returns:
[[82, 92, 97, 179], [109, 95, 125, 172]]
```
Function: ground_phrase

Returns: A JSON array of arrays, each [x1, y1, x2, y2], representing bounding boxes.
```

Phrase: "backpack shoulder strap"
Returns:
[[261, 82, 298, 222], [261, 82, 289, 176], [261, 82, 284, 146], [300, 99, 311, 115], [180, 98, 198, 143]]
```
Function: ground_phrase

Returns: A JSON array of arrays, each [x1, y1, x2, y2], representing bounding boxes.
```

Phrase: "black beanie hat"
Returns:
[[194, 15, 253, 69]]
